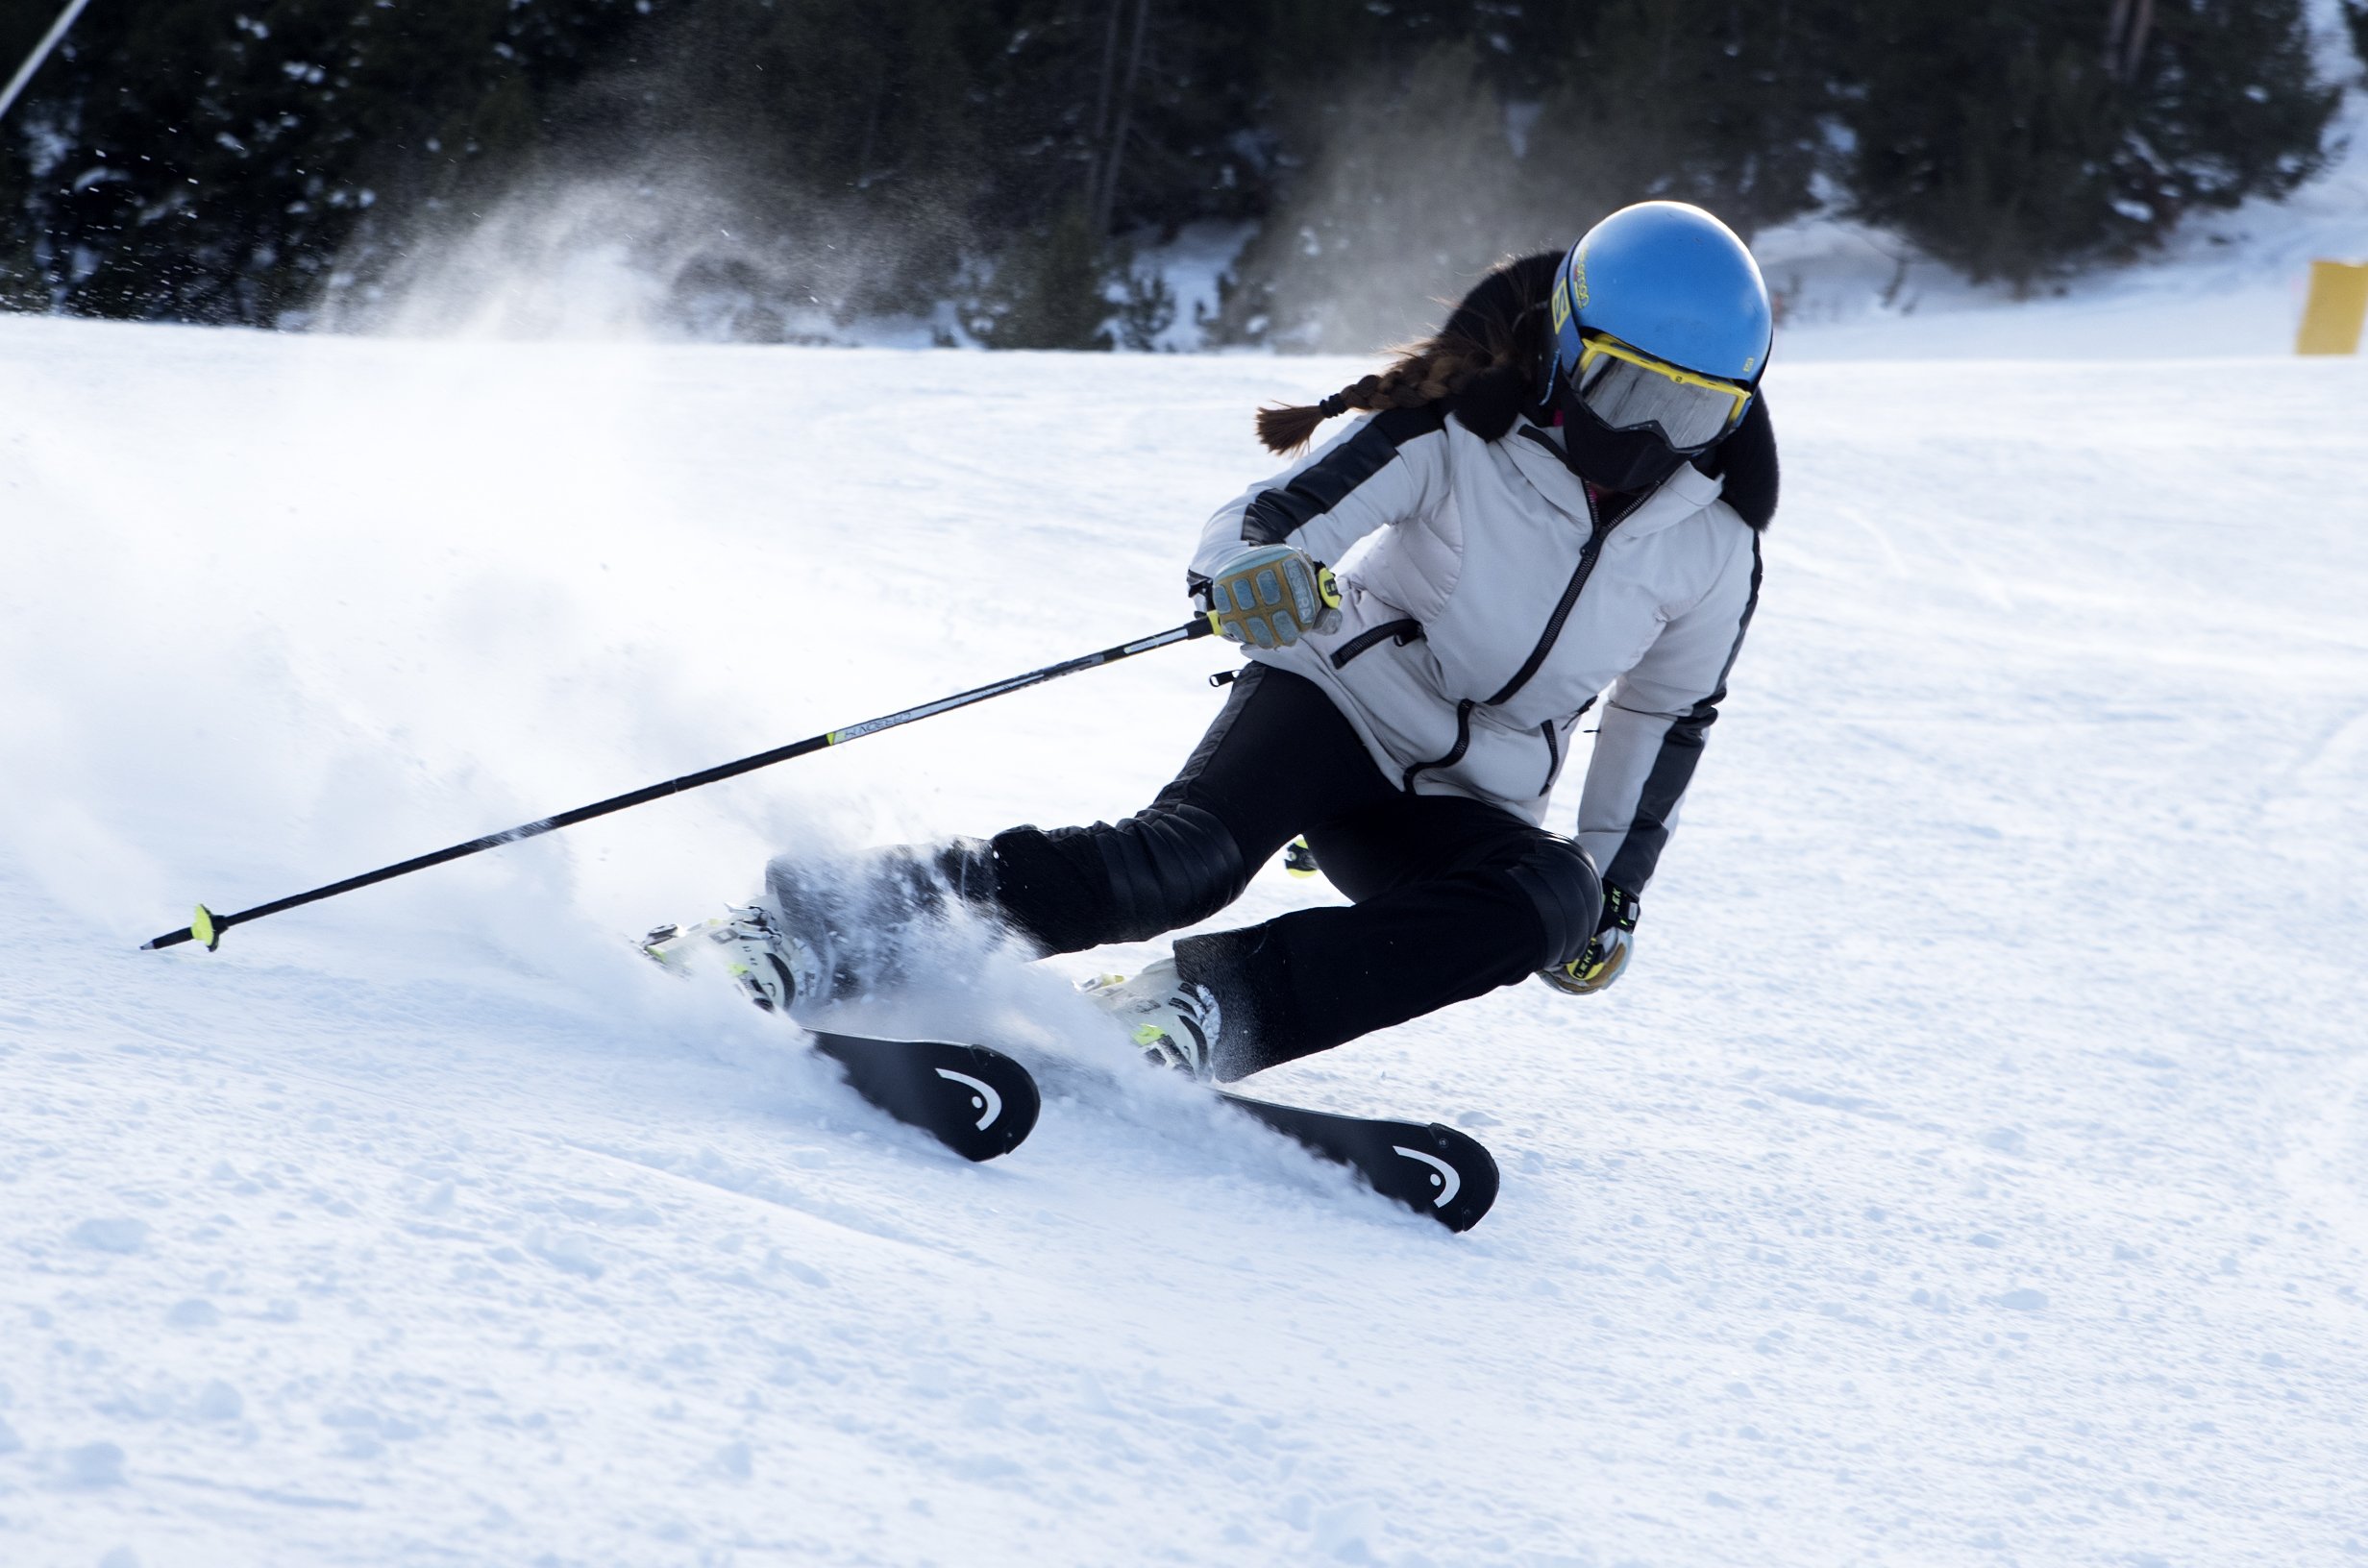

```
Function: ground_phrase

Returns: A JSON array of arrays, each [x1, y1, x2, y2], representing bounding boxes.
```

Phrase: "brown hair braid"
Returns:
[[1254, 337, 1507, 454], [1253, 255, 1558, 453]]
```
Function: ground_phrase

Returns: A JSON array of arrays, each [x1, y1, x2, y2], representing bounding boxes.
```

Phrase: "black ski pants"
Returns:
[[987, 663, 1602, 1079]]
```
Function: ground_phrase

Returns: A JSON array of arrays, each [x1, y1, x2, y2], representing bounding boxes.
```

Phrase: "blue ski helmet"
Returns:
[[1542, 201, 1773, 491]]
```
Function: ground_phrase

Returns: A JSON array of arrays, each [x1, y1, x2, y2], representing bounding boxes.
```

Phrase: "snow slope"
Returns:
[[3, 315, 2367, 1567]]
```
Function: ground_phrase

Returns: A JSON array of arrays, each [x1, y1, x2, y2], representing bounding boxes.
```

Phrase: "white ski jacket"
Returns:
[[1192, 403, 1763, 895]]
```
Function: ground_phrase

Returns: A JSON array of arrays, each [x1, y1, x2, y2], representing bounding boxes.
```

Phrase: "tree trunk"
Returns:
[[2123, 0, 2154, 83], [1086, 0, 1122, 207], [1093, 0, 1151, 239], [2104, 0, 2155, 83]]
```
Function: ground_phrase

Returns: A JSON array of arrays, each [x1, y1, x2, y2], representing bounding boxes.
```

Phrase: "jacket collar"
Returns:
[[1508, 422, 1725, 538]]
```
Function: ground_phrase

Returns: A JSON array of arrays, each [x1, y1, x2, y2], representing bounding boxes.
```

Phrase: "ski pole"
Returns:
[[0, 0, 97, 126], [143, 617, 1217, 953]]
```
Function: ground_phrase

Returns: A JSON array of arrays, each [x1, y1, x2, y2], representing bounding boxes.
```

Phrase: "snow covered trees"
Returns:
[[0, 0, 652, 321], [1840, 0, 2340, 289], [0, 0, 2349, 332]]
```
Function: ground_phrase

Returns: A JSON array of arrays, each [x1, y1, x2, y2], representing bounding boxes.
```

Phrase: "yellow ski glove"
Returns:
[[1198, 545, 1343, 649], [1541, 884, 1639, 996]]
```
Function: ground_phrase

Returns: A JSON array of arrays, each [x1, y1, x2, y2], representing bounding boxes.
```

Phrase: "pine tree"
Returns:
[[0, 0, 2348, 335], [0, 0, 659, 322], [964, 200, 1116, 350], [1208, 5, 1838, 351], [1839, 0, 2337, 289]]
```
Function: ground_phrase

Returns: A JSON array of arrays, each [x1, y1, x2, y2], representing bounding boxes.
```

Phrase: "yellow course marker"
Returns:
[[2296, 260, 2368, 355]]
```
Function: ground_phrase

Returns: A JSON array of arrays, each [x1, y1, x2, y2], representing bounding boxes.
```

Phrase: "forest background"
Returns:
[[2, 0, 2362, 351]]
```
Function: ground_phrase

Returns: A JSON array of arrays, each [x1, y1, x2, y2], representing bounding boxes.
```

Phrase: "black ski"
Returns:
[[804, 1026, 1497, 1225], [809, 1033, 1041, 1162], [635, 920, 1041, 1162], [1217, 1091, 1500, 1232], [806, 1025, 1495, 1224], [636, 922, 1484, 1201]]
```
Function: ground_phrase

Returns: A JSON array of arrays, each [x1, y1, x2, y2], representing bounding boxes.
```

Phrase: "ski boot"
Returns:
[[640, 907, 826, 1017], [759, 839, 998, 1009], [712, 904, 826, 1015], [1078, 957, 1222, 1080]]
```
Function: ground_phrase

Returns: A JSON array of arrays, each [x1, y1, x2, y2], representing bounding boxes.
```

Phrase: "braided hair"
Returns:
[[1253, 252, 1562, 455]]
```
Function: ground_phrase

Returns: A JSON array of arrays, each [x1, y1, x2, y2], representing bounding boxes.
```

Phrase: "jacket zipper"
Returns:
[[1484, 506, 1625, 707], [1406, 486, 1622, 792], [1330, 617, 1424, 670]]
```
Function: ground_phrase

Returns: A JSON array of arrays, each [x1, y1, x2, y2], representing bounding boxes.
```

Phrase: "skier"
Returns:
[[728, 200, 1779, 1084]]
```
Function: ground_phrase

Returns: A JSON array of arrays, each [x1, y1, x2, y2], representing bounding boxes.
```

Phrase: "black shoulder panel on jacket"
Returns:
[[1241, 403, 1445, 545], [1696, 391, 1779, 531]]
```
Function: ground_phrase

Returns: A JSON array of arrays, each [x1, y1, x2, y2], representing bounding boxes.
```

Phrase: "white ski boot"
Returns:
[[714, 905, 826, 1015], [1078, 957, 1221, 1080], [642, 906, 826, 1017]]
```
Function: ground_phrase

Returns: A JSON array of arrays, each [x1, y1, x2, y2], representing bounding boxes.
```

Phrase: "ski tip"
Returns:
[[943, 1046, 1042, 1161], [1419, 1123, 1500, 1233], [1217, 1091, 1501, 1232], [809, 1034, 1042, 1162]]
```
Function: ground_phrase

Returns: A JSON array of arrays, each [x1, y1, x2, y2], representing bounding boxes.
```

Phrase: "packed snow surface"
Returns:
[[3, 313, 2366, 1567]]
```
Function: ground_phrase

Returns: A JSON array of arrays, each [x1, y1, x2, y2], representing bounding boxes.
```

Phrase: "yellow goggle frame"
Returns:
[[1576, 333, 1754, 433]]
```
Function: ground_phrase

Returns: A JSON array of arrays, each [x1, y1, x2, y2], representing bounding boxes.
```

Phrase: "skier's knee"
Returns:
[[1502, 835, 1602, 970], [990, 802, 1248, 951], [1095, 800, 1250, 940]]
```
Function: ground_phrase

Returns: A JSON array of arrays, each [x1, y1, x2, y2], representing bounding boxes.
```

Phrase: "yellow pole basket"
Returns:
[[2296, 259, 2368, 355]]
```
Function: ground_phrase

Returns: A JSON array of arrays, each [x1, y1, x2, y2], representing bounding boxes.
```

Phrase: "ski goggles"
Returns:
[[1565, 334, 1754, 452]]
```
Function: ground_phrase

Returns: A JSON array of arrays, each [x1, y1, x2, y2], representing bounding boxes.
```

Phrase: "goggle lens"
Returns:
[[1563, 334, 1752, 452]]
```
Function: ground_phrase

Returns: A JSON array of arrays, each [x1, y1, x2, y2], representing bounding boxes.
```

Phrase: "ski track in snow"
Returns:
[[2, 316, 2366, 1566]]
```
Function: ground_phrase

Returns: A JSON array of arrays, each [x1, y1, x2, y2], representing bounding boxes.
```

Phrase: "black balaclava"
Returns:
[[1539, 355, 1740, 494], [1559, 393, 1696, 492]]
